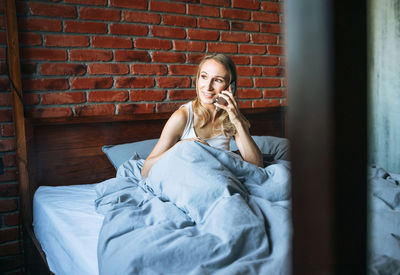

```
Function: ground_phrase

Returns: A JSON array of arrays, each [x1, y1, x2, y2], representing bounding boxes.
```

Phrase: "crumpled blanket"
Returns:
[[368, 165, 400, 274], [95, 141, 292, 275]]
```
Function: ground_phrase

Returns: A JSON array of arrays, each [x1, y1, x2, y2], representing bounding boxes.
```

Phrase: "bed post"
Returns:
[[5, 0, 32, 242]]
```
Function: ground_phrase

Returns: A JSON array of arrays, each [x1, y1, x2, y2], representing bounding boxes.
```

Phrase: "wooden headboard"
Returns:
[[23, 106, 285, 223]]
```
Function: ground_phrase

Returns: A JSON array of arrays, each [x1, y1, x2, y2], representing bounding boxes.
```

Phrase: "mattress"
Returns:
[[33, 184, 104, 275]]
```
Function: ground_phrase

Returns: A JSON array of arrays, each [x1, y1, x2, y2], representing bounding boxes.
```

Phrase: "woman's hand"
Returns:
[[214, 85, 245, 127]]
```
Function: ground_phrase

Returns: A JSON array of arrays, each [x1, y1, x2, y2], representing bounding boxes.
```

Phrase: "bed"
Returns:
[[23, 106, 292, 275]]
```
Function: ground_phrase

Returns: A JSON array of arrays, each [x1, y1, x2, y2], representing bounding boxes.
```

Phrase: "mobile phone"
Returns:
[[215, 81, 236, 110]]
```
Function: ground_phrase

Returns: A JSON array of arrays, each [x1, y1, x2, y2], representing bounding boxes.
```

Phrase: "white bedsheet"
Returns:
[[33, 184, 104, 275]]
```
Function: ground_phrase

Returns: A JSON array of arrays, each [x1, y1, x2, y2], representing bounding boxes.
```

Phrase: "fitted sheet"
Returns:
[[33, 184, 104, 275]]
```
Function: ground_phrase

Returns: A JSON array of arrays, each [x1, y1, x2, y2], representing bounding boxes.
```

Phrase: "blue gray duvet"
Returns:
[[95, 141, 292, 275]]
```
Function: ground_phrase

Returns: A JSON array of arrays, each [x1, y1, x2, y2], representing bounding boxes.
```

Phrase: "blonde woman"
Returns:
[[141, 54, 263, 178]]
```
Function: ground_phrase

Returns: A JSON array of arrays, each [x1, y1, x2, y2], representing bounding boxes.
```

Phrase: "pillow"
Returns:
[[102, 139, 158, 170], [230, 136, 290, 161], [103, 135, 290, 170]]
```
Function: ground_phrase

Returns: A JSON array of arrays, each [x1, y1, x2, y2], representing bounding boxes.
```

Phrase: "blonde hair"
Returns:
[[193, 54, 249, 137]]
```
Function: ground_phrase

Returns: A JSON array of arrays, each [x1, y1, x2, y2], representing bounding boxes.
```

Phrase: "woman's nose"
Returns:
[[207, 79, 214, 90]]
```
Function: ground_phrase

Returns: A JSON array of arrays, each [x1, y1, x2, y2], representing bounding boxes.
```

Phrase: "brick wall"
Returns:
[[0, 0, 286, 272]]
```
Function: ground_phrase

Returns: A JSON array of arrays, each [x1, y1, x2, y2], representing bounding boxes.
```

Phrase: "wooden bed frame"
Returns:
[[22, 106, 286, 274]]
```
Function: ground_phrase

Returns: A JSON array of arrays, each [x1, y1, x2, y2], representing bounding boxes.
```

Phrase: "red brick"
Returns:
[[28, 2, 77, 18], [237, 66, 262, 76], [0, 32, 5, 45], [162, 15, 197, 28], [187, 5, 219, 17], [251, 56, 279, 66], [70, 77, 113, 90], [0, 78, 9, 91], [18, 18, 62, 32], [70, 49, 112, 61], [22, 48, 67, 61], [173, 41, 205, 52], [221, 9, 251, 20], [0, 227, 19, 243], [0, 110, 12, 122], [198, 18, 228, 30], [24, 93, 43, 105], [40, 63, 86, 76], [114, 50, 150, 62], [23, 78, 69, 91], [19, 33, 42, 46], [0, 241, 22, 256], [261, 23, 281, 34], [0, 139, 15, 152], [109, 23, 148, 36], [220, 32, 249, 43], [263, 89, 284, 98], [131, 64, 167, 76], [41, 92, 86, 105], [65, 21, 107, 34], [0, 199, 17, 212], [65, 0, 106, 4], [262, 67, 284, 77], [200, 0, 230, 7], [261, 2, 281, 12], [129, 90, 166, 102], [134, 38, 172, 50], [267, 45, 284, 55], [123, 11, 160, 24], [251, 33, 277, 44], [187, 53, 205, 64], [150, 1, 185, 14], [4, 213, 20, 226], [92, 36, 132, 49], [21, 63, 38, 75], [237, 77, 253, 88], [238, 100, 252, 109], [115, 77, 154, 88], [0, 169, 16, 183], [168, 65, 197, 76], [88, 91, 128, 102], [156, 102, 182, 113], [157, 77, 191, 88], [0, 48, 4, 60], [252, 11, 280, 23], [253, 99, 280, 108], [79, 7, 120, 21], [0, 93, 12, 106], [168, 89, 196, 100], [150, 26, 186, 39], [117, 103, 154, 114], [254, 78, 281, 88], [74, 104, 115, 117], [232, 0, 259, 10], [45, 35, 89, 47], [26, 107, 73, 118], [1, 124, 14, 137], [152, 52, 185, 63], [2, 154, 16, 167], [237, 88, 262, 99], [88, 64, 129, 75], [207, 42, 237, 53], [239, 44, 266, 54], [187, 29, 219, 41], [231, 21, 259, 32], [110, 0, 147, 10]]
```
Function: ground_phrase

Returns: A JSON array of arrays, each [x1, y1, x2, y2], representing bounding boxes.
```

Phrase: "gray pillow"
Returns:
[[103, 135, 290, 170], [102, 139, 158, 169]]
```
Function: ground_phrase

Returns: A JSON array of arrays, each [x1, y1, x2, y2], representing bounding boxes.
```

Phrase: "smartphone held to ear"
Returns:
[[215, 81, 235, 110]]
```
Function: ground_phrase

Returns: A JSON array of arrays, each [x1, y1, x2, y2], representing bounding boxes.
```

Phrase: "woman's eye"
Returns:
[[201, 75, 207, 79]]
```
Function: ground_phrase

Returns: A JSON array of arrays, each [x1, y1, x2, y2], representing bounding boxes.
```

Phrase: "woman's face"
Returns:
[[197, 59, 230, 106]]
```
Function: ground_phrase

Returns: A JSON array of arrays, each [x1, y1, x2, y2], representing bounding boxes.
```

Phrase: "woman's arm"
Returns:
[[141, 108, 188, 178]]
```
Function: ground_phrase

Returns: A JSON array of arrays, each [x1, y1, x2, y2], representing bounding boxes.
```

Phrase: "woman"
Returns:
[[141, 54, 263, 178]]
